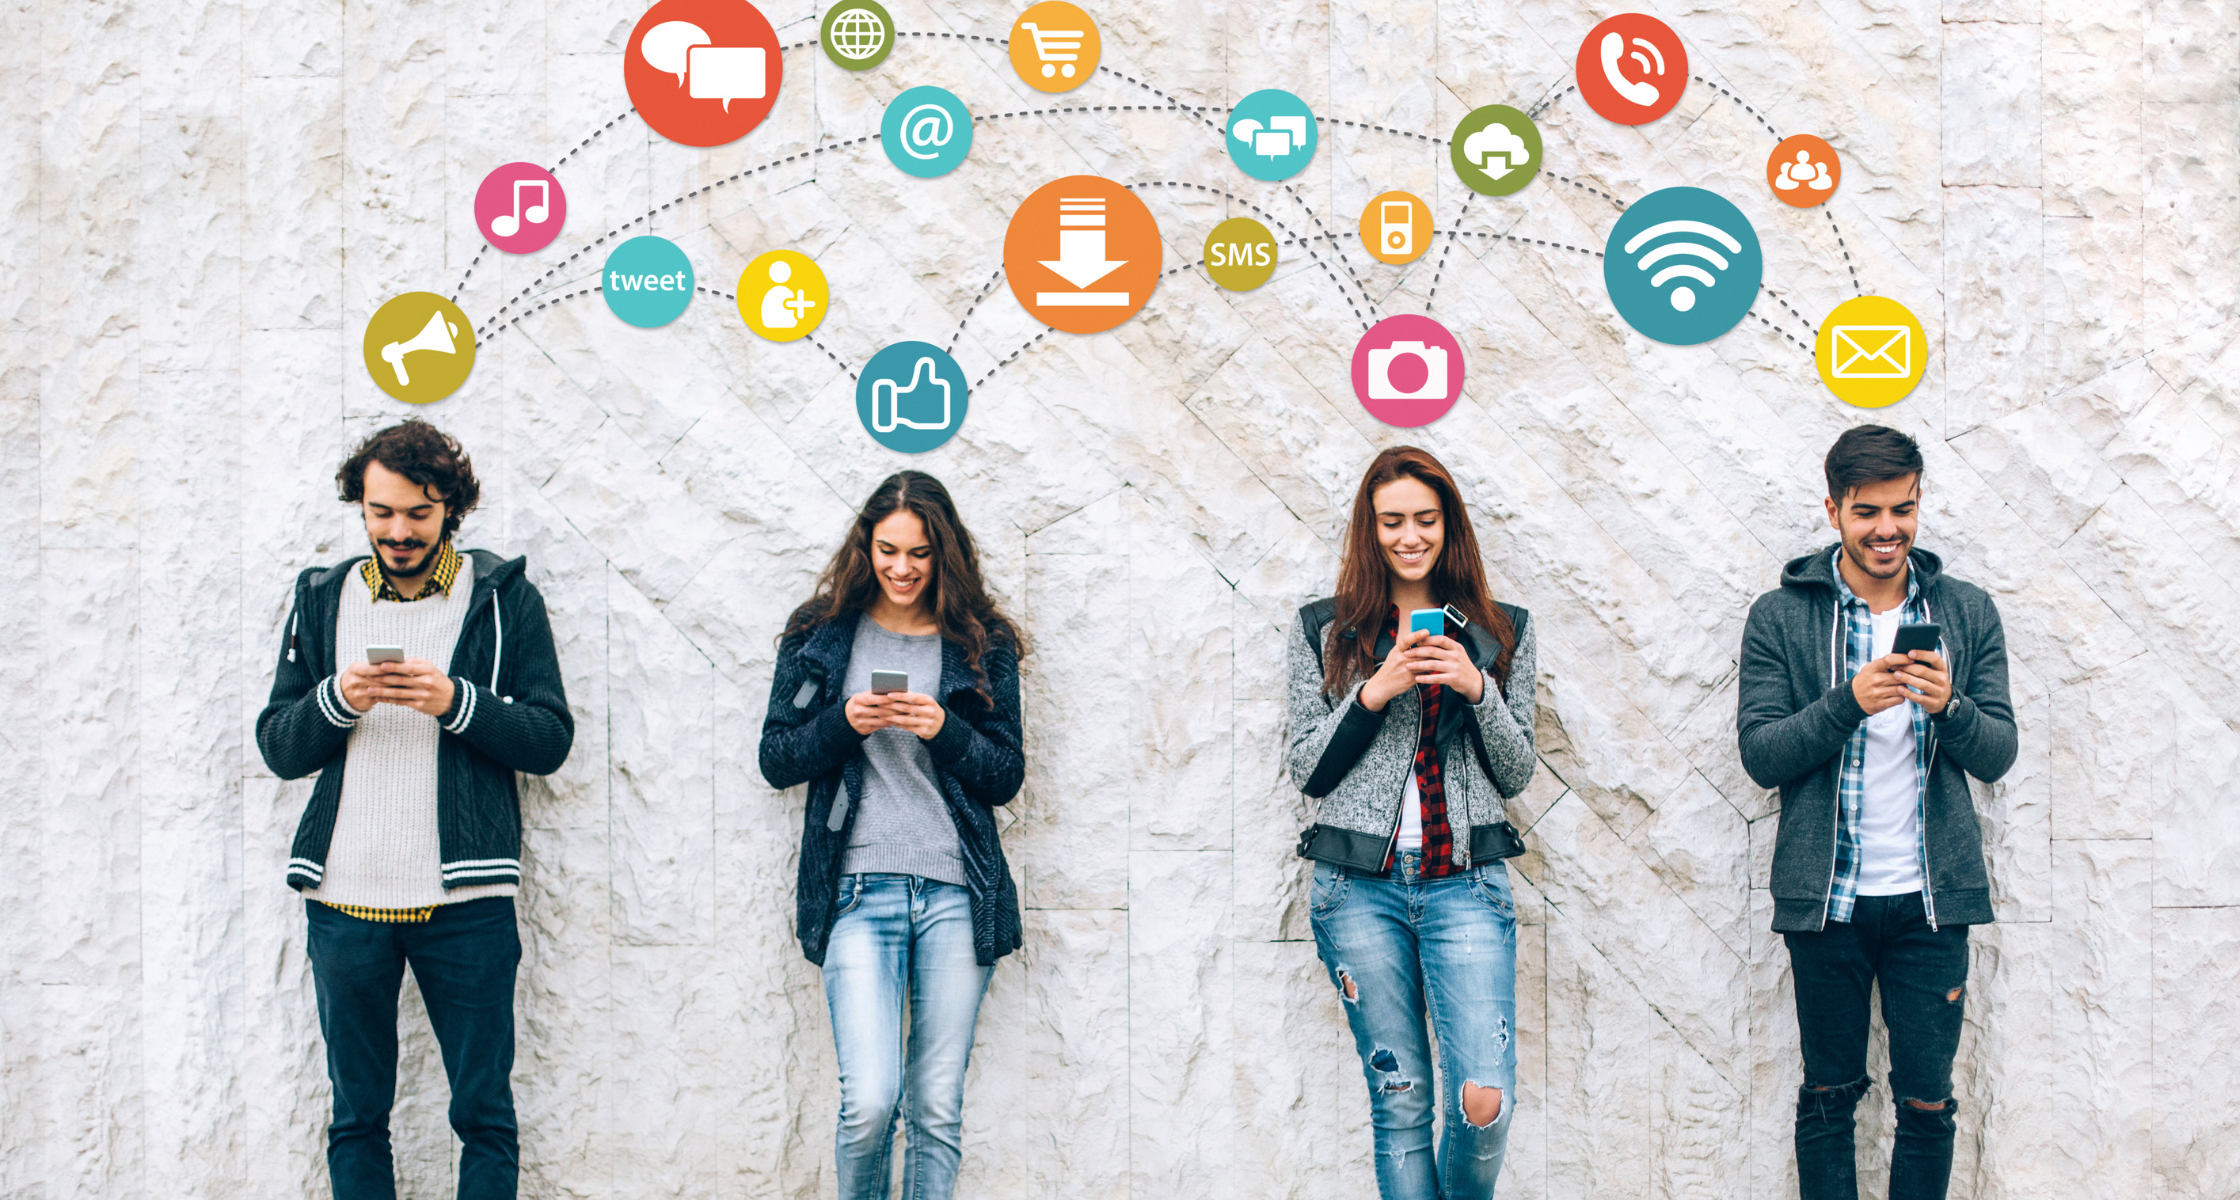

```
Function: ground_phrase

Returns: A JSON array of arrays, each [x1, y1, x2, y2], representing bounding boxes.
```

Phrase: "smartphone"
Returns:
[[869, 670, 909, 695], [1408, 608, 1445, 638], [1890, 624, 1941, 658], [366, 645, 405, 664]]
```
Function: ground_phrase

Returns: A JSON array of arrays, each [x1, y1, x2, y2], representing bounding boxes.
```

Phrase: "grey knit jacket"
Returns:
[[1286, 598, 1539, 872]]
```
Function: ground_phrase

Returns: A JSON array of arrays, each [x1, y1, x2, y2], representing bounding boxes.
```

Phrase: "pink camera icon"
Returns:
[[1367, 340, 1448, 401], [1351, 316, 1464, 427]]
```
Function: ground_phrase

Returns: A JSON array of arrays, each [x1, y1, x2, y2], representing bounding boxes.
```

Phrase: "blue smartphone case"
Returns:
[[1408, 608, 1445, 637]]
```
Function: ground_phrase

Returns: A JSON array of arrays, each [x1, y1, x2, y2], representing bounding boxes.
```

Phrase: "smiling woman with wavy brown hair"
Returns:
[[1286, 444, 1539, 1200], [782, 470, 1024, 697], [760, 469, 1026, 1200]]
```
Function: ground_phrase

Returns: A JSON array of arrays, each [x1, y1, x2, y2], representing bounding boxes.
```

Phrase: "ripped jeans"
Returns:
[[1784, 891, 1970, 1200], [1310, 851, 1518, 1200]]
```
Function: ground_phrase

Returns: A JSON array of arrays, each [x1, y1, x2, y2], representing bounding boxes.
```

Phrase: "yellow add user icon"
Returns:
[[737, 250, 830, 342], [363, 292, 477, 405], [1816, 294, 1928, 408]]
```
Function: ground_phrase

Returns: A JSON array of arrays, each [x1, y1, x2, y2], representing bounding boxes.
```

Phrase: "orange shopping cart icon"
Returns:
[[1009, 2, 1099, 93]]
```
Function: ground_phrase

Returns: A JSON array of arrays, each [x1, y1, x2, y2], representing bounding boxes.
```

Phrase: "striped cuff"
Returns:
[[286, 857, 325, 888], [442, 678, 477, 734], [441, 857, 521, 887], [314, 677, 364, 729]]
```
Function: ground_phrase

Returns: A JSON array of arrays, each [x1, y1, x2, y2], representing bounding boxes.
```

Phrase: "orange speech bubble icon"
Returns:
[[1009, 2, 1100, 93], [1767, 134, 1841, 207], [1359, 190, 1432, 265], [1004, 176, 1162, 334]]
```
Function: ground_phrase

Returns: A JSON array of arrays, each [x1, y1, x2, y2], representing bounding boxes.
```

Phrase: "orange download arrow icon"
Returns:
[[1006, 176, 1161, 334]]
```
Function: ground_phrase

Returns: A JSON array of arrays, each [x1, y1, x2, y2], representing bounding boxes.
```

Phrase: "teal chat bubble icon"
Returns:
[[857, 341, 969, 452], [603, 235, 695, 328], [1226, 89, 1318, 182]]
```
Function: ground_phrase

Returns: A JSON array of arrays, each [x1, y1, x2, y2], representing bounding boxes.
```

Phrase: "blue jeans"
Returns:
[[1310, 851, 1519, 1200], [304, 897, 522, 1200], [822, 874, 993, 1200]]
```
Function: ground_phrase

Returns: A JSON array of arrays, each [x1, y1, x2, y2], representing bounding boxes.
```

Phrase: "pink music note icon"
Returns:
[[490, 179, 550, 238]]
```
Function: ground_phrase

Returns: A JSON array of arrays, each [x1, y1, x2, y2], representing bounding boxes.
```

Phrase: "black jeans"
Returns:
[[1783, 892, 1969, 1200], [306, 897, 523, 1200]]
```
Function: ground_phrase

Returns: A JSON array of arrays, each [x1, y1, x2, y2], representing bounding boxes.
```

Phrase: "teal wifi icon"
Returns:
[[1602, 187, 1762, 345]]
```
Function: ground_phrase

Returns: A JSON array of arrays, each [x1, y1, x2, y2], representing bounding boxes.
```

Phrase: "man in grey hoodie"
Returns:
[[1738, 425, 2016, 1200]]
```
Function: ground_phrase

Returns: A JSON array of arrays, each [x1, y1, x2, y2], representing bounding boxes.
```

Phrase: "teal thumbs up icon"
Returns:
[[857, 341, 970, 452]]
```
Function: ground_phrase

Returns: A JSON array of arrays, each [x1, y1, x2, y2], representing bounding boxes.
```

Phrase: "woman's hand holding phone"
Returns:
[[1360, 629, 1428, 712], [845, 692, 895, 735], [880, 692, 948, 741], [1406, 635, 1485, 704]]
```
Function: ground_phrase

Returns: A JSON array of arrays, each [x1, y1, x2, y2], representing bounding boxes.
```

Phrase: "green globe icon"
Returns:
[[821, 2, 893, 70]]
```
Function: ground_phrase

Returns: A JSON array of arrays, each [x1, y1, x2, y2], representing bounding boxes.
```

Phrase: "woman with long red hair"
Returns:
[[1287, 446, 1539, 1199]]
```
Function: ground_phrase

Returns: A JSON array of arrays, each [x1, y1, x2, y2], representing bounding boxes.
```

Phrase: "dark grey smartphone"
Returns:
[[1891, 623, 1941, 657], [366, 645, 406, 664], [869, 670, 909, 695]]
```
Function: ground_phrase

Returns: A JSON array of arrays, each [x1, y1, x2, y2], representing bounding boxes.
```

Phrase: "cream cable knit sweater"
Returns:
[[303, 558, 517, 909]]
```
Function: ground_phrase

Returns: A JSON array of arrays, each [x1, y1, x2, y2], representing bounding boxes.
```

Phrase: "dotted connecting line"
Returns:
[[1766, 289, 1820, 340], [1124, 180, 1368, 330], [1281, 182, 1378, 319], [950, 267, 1005, 353], [1318, 114, 1445, 145], [483, 284, 602, 345], [1825, 208, 1860, 296], [977, 330, 1049, 389], [1689, 75, 1864, 299], [1527, 84, 1575, 120], [1425, 194, 1474, 310], [1691, 76, 1779, 141], [478, 135, 884, 331], [550, 109, 634, 174], [695, 281, 858, 377], [1553, 174, 1626, 208], [450, 246, 483, 303], [1745, 296, 1812, 356]]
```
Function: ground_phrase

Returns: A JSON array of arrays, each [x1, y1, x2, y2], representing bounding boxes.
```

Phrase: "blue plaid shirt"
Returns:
[[1827, 551, 1933, 925]]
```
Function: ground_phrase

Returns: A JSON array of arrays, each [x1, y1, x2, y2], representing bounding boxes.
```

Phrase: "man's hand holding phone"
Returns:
[[1896, 650, 1951, 714], [371, 659, 457, 717], [1850, 655, 1918, 716]]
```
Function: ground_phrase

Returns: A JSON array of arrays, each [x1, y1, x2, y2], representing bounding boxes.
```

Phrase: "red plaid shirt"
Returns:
[[1382, 607, 1458, 878]]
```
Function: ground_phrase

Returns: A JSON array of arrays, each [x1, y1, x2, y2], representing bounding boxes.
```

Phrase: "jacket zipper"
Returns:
[[1819, 594, 1841, 932]]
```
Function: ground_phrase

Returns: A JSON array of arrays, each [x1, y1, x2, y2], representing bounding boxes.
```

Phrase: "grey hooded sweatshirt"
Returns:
[[1739, 545, 2017, 932]]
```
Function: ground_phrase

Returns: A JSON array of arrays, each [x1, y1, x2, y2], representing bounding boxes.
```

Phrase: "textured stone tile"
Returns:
[[606, 564, 715, 947], [1127, 850, 1233, 1197], [1128, 493, 1234, 851], [1940, 21, 2043, 187], [1020, 908, 1129, 1199], [2150, 906, 2240, 1195], [1941, 185, 2044, 435], [2142, 100, 2240, 347], [1231, 938, 1377, 1198]]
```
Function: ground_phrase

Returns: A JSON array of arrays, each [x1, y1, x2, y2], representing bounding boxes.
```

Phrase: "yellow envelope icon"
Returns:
[[1831, 325, 1912, 378]]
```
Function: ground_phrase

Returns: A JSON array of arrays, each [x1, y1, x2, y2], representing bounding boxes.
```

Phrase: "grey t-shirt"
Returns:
[[839, 614, 965, 886]]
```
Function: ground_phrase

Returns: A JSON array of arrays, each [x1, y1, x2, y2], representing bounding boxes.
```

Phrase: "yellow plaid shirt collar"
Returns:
[[361, 540, 461, 602]]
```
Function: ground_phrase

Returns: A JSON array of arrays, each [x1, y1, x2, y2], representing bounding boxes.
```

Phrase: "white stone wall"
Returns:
[[4, 0, 2236, 1195]]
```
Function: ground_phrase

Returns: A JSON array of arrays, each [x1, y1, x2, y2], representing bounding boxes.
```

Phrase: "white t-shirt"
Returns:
[[1855, 606, 1926, 895], [1397, 771, 1423, 850]]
